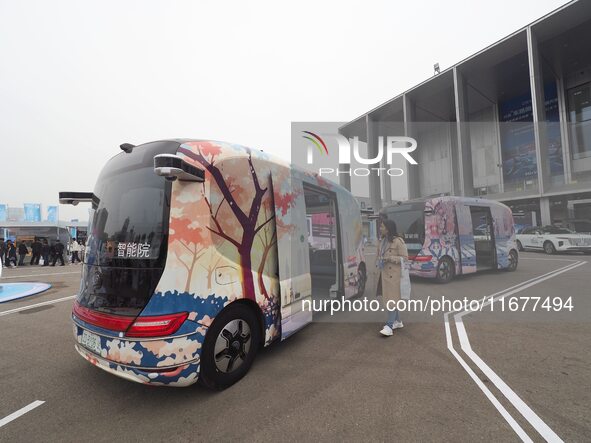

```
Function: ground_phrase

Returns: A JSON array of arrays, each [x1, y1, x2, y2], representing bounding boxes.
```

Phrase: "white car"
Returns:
[[516, 226, 591, 255]]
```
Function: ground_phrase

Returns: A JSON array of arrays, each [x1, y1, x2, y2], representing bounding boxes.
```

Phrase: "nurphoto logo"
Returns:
[[302, 131, 418, 177]]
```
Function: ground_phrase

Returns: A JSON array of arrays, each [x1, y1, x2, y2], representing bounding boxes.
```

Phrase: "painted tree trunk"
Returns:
[[257, 240, 275, 300], [185, 253, 199, 292], [239, 240, 256, 301]]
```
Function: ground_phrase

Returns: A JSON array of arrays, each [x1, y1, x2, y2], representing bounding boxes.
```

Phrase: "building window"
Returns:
[[567, 82, 591, 160]]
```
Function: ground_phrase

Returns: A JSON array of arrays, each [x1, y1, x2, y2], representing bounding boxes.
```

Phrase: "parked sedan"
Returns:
[[516, 226, 591, 254]]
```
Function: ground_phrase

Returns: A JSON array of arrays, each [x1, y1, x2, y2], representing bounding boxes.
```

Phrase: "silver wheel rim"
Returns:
[[439, 260, 452, 280], [545, 243, 553, 254], [214, 319, 251, 373], [509, 252, 517, 270], [358, 270, 366, 294]]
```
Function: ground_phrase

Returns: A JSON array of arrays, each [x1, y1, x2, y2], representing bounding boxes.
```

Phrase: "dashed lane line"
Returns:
[[0, 295, 77, 317], [1, 271, 80, 279], [0, 401, 45, 429]]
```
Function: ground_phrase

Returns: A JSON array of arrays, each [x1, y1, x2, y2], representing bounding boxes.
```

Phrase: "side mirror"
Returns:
[[154, 154, 205, 182], [59, 192, 99, 206]]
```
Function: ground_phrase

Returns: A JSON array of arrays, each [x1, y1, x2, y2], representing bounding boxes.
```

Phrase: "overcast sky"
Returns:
[[0, 0, 569, 220]]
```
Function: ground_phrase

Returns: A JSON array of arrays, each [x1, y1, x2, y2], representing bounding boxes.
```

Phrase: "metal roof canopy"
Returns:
[[340, 0, 591, 132]]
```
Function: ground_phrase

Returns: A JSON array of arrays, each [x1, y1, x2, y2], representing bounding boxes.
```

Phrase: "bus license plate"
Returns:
[[81, 330, 102, 355]]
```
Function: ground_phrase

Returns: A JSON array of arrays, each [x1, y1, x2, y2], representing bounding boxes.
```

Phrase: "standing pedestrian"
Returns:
[[79, 240, 85, 262], [376, 218, 409, 337], [41, 239, 50, 266], [30, 238, 42, 265], [18, 241, 28, 266], [70, 238, 81, 264], [0, 238, 5, 267], [52, 239, 65, 266], [6, 240, 17, 267], [49, 242, 56, 265]]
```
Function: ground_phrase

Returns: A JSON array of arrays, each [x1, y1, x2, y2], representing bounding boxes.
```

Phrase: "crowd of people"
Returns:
[[0, 237, 85, 268]]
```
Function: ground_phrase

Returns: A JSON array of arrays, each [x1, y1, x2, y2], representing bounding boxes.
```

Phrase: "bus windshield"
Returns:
[[86, 144, 173, 268], [382, 202, 426, 253], [78, 141, 177, 315]]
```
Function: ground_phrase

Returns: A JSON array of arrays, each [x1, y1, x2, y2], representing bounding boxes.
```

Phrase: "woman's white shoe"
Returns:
[[379, 325, 393, 336]]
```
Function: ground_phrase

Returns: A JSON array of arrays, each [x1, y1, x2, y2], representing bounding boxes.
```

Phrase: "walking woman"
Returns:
[[376, 218, 408, 336]]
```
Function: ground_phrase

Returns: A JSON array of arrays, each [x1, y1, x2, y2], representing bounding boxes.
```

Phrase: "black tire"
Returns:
[[435, 257, 454, 283], [356, 264, 367, 297], [506, 250, 518, 272], [199, 304, 261, 390], [584, 251, 591, 255], [543, 241, 556, 255], [516, 240, 524, 252]]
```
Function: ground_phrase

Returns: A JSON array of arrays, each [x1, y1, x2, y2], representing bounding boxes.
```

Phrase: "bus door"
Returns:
[[303, 184, 342, 313], [271, 172, 313, 339], [455, 204, 477, 274], [469, 206, 496, 271]]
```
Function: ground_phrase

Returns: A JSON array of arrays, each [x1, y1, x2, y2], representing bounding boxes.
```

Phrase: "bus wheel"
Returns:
[[506, 250, 518, 271], [516, 240, 524, 251], [436, 257, 454, 283], [199, 304, 261, 390], [544, 241, 556, 255], [356, 265, 367, 297]]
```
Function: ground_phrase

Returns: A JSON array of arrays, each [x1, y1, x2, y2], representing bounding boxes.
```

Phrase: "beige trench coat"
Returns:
[[377, 236, 408, 303]]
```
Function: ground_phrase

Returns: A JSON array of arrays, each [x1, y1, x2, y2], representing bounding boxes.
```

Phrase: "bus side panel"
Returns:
[[423, 198, 462, 275], [454, 204, 477, 274], [271, 168, 313, 340], [151, 142, 283, 346], [491, 204, 516, 269]]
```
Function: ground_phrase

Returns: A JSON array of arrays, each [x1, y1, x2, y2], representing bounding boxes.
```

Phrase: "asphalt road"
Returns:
[[0, 252, 589, 442]]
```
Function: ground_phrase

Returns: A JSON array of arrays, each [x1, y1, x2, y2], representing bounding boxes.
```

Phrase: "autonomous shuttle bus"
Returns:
[[60, 140, 365, 389], [381, 196, 518, 283]]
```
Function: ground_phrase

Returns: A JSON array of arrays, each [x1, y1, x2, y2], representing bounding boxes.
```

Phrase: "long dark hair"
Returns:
[[380, 218, 399, 243]]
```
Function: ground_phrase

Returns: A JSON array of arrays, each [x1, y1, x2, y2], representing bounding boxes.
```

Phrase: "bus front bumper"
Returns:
[[409, 260, 437, 278]]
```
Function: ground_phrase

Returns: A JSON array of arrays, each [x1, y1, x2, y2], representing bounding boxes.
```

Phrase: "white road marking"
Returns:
[[520, 257, 581, 262], [444, 316, 533, 442], [0, 295, 77, 317], [445, 261, 586, 442], [0, 400, 45, 428], [454, 261, 584, 442], [1, 271, 80, 279]]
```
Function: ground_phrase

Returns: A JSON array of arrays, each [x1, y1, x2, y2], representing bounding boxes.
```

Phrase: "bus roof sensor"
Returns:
[[154, 154, 205, 182]]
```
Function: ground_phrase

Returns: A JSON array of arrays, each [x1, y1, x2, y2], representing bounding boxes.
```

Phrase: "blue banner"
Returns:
[[498, 82, 563, 184], [47, 206, 58, 222], [24, 203, 42, 222], [0, 204, 6, 222]]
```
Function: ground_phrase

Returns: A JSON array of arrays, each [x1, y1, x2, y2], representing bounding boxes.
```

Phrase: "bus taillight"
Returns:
[[126, 312, 189, 338], [73, 302, 134, 332], [410, 255, 432, 262]]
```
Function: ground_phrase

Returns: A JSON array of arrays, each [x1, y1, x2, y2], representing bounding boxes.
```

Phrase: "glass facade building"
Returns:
[[339, 0, 591, 229]]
